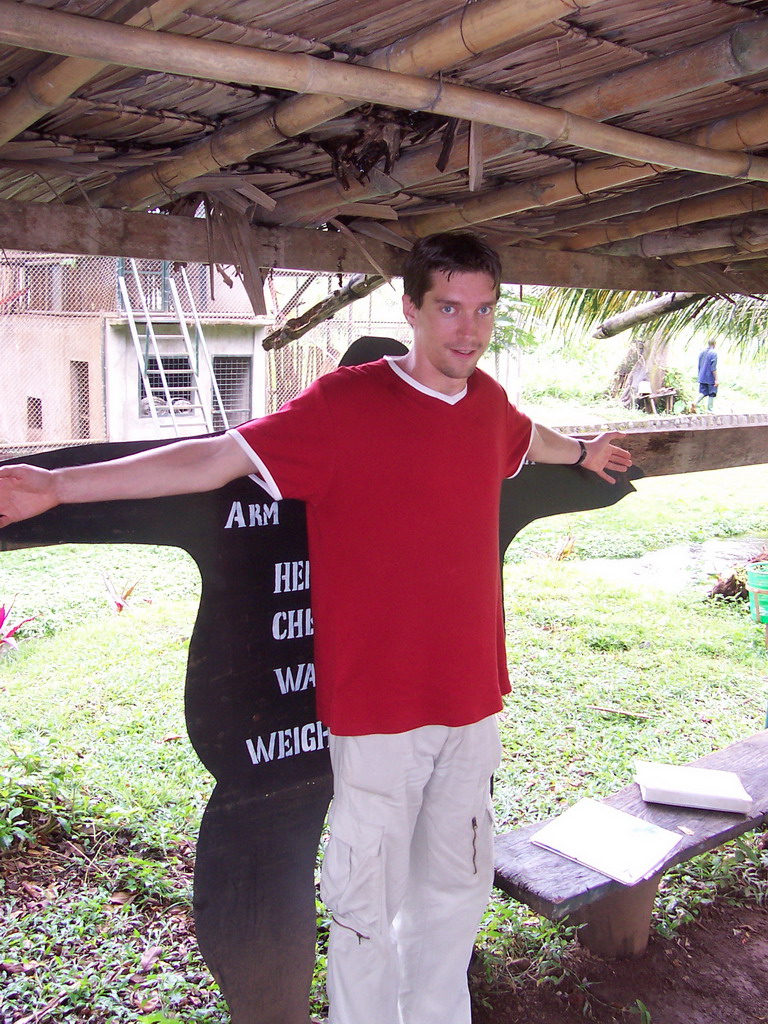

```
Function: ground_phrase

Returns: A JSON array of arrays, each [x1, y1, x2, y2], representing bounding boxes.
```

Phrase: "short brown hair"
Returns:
[[402, 231, 502, 308]]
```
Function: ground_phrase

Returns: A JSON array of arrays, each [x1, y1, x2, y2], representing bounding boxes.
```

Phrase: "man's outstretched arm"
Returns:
[[0, 433, 254, 527], [528, 424, 632, 484]]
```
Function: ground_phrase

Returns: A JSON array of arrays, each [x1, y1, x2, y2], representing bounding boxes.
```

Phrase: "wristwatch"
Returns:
[[574, 439, 588, 466]]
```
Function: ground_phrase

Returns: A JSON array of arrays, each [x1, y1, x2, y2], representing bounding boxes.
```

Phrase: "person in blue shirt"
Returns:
[[695, 339, 718, 412]]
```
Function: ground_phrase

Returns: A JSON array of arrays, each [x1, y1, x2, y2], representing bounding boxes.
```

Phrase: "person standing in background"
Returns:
[[695, 339, 719, 412]]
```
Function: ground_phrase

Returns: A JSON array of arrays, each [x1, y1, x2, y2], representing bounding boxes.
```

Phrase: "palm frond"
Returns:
[[531, 286, 768, 360]]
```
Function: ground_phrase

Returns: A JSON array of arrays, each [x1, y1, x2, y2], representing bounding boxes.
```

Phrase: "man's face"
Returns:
[[401, 270, 497, 395]]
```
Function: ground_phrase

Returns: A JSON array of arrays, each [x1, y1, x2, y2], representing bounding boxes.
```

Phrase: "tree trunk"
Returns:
[[262, 274, 386, 351], [593, 292, 704, 338]]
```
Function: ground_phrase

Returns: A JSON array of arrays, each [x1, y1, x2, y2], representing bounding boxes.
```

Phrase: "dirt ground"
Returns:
[[471, 900, 768, 1024], [4, 830, 767, 1023]]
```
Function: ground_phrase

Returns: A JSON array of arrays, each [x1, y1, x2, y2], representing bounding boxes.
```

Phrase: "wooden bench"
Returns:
[[494, 731, 768, 959], [636, 387, 677, 414]]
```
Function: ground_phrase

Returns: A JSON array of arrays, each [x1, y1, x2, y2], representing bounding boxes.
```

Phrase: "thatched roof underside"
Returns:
[[3, 0, 768, 293]]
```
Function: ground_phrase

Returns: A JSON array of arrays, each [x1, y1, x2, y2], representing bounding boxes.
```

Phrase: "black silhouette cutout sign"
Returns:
[[0, 342, 640, 1023]]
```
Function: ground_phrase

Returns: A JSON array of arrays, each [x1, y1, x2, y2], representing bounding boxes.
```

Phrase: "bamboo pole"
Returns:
[[1, 0, 768, 209], [506, 173, 736, 241], [671, 247, 768, 267], [398, 160, 668, 238], [400, 101, 768, 238], [598, 213, 768, 258], [267, 20, 768, 227], [556, 21, 768, 122], [671, 247, 737, 266], [59, 0, 607, 210], [547, 183, 768, 251], [0, 0, 190, 148]]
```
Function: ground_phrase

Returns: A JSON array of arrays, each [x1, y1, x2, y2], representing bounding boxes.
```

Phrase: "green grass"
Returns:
[[1, 466, 768, 1019], [507, 464, 768, 560], [0, 602, 209, 841], [0, 588, 223, 1021], [496, 568, 766, 829], [0, 542, 201, 639]]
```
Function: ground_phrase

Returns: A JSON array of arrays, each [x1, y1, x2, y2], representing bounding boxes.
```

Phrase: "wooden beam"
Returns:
[[0, 197, 757, 291], [1, 0, 767, 207], [468, 122, 485, 193], [618, 421, 768, 478]]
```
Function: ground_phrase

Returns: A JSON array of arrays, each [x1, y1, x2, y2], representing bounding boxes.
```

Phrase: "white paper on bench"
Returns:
[[531, 797, 683, 886], [635, 760, 753, 814]]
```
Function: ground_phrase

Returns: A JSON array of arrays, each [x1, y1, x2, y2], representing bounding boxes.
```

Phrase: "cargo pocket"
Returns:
[[320, 803, 385, 940], [470, 792, 496, 883]]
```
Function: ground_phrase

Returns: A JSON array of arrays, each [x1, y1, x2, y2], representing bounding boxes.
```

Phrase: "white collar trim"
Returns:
[[384, 355, 467, 405]]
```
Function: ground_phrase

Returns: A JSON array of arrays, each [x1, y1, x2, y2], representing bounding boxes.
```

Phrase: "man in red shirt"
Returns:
[[0, 232, 630, 1024]]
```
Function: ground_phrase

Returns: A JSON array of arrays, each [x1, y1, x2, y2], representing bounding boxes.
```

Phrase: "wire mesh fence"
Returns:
[[1, 251, 113, 458], [1, 251, 261, 455], [1, 251, 416, 455], [263, 270, 409, 413]]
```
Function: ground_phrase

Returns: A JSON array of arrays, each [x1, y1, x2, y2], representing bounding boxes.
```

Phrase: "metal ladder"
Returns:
[[118, 260, 230, 435]]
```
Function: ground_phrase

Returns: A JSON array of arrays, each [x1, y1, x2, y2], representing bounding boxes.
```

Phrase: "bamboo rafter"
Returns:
[[598, 213, 768, 259], [0, 0, 191, 149], [2, 0, 768, 218], [671, 246, 768, 268], [42, 0, 607, 211], [267, 17, 768, 227], [545, 183, 768, 252], [398, 101, 768, 238], [503, 173, 738, 242]]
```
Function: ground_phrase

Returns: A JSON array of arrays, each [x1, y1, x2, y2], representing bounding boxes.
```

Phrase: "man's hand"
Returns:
[[528, 424, 632, 484], [0, 464, 59, 527], [580, 432, 632, 483]]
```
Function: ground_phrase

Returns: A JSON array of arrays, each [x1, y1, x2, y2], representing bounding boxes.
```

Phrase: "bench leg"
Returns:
[[564, 872, 662, 959]]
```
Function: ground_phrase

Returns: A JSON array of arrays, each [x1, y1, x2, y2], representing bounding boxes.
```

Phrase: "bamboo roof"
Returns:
[[2, 0, 768, 292]]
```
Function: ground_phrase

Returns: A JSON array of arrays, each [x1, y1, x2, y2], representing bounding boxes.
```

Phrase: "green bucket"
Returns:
[[747, 562, 768, 624]]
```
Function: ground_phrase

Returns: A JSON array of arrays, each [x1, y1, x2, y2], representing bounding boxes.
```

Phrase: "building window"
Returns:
[[70, 360, 90, 439], [140, 356, 194, 416], [27, 396, 43, 431], [213, 356, 252, 429]]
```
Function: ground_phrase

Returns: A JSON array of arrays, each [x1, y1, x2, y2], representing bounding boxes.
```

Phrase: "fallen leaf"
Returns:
[[133, 992, 162, 1012], [0, 961, 39, 975], [109, 890, 135, 905], [140, 945, 164, 972]]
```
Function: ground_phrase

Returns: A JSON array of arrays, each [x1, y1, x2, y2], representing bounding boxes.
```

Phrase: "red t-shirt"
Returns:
[[231, 358, 532, 735]]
